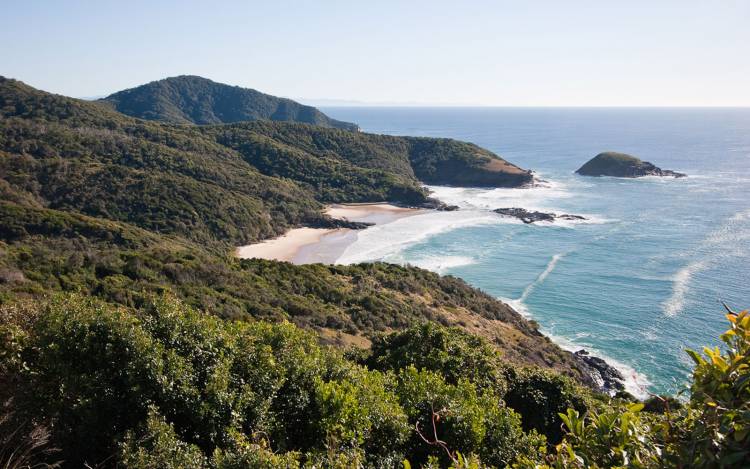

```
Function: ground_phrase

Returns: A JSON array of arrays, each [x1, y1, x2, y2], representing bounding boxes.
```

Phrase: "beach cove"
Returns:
[[235, 203, 426, 264]]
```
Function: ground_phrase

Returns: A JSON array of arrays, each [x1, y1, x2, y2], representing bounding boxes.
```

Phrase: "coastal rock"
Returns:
[[494, 207, 586, 224], [576, 152, 686, 178], [573, 350, 626, 394], [421, 197, 460, 211], [310, 217, 373, 230]]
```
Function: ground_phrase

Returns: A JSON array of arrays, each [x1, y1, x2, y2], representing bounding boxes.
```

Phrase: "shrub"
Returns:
[[678, 310, 750, 467], [502, 366, 588, 443], [396, 366, 542, 467], [365, 323, 508, 396]]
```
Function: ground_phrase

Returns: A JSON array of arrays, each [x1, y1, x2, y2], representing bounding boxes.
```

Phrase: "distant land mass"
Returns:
[[99, 75, 360, 130], [576, 151, 687, 178]]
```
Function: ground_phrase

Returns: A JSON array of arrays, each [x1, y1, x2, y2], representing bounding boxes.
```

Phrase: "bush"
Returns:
[[365, 323, 508, 396], [678, 310, 750, 467], [502, 366, 588, 443], [396, 366, 542, 467]]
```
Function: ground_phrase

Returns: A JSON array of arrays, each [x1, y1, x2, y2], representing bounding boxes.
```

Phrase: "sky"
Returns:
[[2, 0, 749, 106]]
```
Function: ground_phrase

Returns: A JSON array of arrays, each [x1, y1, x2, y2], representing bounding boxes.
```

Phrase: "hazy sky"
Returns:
[[2, 0, 749, 106]]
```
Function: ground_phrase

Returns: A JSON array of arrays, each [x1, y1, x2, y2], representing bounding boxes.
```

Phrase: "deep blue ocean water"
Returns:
[[323, 107, 750, 396]]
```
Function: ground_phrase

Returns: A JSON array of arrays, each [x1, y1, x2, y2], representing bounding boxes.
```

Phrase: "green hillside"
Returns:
[[99, 75, 360, 130], [1, 76, 748, 468]]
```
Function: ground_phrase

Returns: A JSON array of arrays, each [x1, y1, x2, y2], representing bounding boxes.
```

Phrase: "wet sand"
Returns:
[[236, 203, 425, 264]]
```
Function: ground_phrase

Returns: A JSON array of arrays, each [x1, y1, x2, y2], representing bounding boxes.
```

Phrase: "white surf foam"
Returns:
[[662, 259, 710, 317], [404, 255, 477, 274], [427, 183, 615, 228], [427, 180, 573, 212], [546, 330, 653, 399], [335, 210, 500, 265]]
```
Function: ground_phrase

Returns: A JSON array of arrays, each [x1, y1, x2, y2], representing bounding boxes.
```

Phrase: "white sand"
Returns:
[[325, 203, 423, 225], [236, 203, 425, 264], [236, 227, 343, 262]]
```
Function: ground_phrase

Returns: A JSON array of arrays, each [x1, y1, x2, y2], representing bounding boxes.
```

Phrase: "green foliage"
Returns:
[[396, 366, 544, 468], [1, 295, 551, 468], [558, 404, 660, 468], [1, 76, 530, 253], [406, 137, 532, 187], [502, 366, 589, 443], [4, 294, 750, 468], [679, 310, 750, 467], [0, 202, 585, 380], [120, 409, 208, 469], [314, 369, 410, 461], [364, 323, 508, 395], [211, 431, 301, 469], [99, 75, 359, 130], [518, 310, 750, 469]]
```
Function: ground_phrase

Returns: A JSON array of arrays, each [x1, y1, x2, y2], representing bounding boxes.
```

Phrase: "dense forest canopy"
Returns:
[[1, 76, 532, 247], [99, 75, 361, 130]]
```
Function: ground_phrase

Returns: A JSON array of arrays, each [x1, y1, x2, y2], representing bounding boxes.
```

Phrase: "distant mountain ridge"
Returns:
[[99, 75, 360, 130]]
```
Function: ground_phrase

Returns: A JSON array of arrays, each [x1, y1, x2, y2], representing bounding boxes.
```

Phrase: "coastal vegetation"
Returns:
[[1, 76, 746, 467], [1, 296, 747, 467], [99, 75, 360, 130], [1, 76, 530, 248]]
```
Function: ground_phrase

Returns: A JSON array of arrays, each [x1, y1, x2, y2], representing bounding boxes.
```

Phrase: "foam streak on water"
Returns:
[[520, 252, 567, 302], [662, 208, 750, 317]]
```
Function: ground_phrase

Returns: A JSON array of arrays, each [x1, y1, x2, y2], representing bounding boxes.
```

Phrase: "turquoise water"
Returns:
[[324, 107, 750, 396]]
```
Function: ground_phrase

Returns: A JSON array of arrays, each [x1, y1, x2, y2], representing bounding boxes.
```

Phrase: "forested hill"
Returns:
[[0, 76, 580, 379], [0, 77, 533, 249], [3, 77, 746, 468], [1, 75, 573, 362], [98, 75, 360, 130]]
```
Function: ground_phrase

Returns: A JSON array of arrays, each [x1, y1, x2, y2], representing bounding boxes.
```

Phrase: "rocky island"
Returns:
[[576, 151, 686, 178]]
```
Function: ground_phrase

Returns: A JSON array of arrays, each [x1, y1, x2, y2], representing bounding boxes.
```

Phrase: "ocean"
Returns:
[[322, 107, 750, 397]]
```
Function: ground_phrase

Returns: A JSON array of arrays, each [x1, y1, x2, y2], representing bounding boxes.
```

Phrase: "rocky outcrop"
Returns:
[[421, 197, 460, 211], [310, 217, 373, 230], [576, 152, 686, 178], [494, 207, 586, 224], [573, 350, 626, 394]]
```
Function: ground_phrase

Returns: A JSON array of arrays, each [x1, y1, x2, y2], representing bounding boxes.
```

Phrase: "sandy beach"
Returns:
[[236, 203, 425, 264]]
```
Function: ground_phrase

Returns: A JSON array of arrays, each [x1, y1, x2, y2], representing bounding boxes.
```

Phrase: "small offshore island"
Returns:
[[576, 151, 687, 178]]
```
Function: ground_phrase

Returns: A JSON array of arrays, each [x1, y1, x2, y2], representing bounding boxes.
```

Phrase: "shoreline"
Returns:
[[235, 203, 426, 264], [237, 197, 640, 397]]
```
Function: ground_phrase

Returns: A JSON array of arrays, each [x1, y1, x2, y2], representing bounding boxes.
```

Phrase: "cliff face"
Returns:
[[576, 152, 686, 178]]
